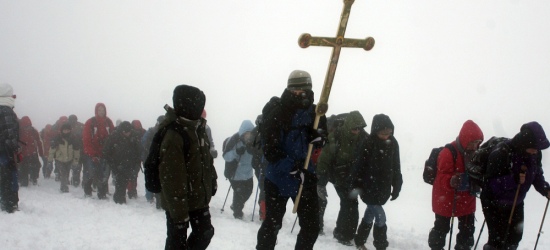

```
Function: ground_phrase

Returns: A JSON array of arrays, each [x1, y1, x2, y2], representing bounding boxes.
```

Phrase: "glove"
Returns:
[[210, 149, 218, 158], [298, 168, 318, 188], [516, 165, 527, 185], [236, 146, 245, 155], [310, 128, 328, 147], [212, 179, 217, 196], [175, 217, 190, 230], [450, 174, 463, 189], [92, 157, 100, 164], [290, 160, 305, 175], [317, 185, 328, 201], [390, 191, 399, 201]]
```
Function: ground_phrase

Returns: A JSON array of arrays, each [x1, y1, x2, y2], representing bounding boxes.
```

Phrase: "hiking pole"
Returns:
[[534, 198, 549, 250], [449, 192, 457, 250], [473, 219, 486, 250], [251, 183, 260, 221], [292, 0, 375, 214], [220, 184, 232, 213], [503, 166, 526, 245], [291, 215, 299, 233]]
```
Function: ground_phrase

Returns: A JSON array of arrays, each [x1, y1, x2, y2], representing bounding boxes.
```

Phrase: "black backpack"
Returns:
[[467, 136, 509, 186], [423, 144, 457, 185], [143, 122, 190, 193]]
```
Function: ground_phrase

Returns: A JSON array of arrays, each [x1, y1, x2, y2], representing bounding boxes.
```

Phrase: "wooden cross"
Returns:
[[293, 0, 374, 213], [298, 0, 375, 116]]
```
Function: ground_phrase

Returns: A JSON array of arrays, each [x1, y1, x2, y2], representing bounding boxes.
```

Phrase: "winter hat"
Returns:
[[61, 123, 72, 131], [0, 83, 15, 108], [511, 122, 550, 151], [68, 114, 78, 124], [119, 121, 133, 133], [172, 85, 206, 120], [287, 70, 312, 91]]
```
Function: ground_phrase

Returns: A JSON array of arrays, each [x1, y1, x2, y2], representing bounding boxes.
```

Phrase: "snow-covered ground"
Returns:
[[1, 157, 548, 250]]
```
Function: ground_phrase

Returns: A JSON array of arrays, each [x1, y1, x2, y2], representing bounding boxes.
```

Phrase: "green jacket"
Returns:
[[159, 108, 218, 223], [317, 111, 367, 187]]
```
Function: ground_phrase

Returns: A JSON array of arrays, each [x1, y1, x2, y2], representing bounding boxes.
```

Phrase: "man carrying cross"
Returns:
[[256, 70, 328, 250]]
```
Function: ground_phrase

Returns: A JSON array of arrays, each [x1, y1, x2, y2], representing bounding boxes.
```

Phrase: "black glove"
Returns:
[[236, 146, 245, 155], [317, 185, 328, 201], [175, 217, 190, 231], [290, 160, 305, 175], [310, 128, 328, 147], [210, 149, 218, 158], [212, 179, 217, 196], [390, 191, 399, 201], [298, 168, 318, 188], [450, 174, 463, 189]]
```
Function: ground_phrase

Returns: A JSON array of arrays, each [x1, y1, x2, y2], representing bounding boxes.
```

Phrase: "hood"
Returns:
[[95, 103, 107, 117], [457, 120, 484, 149], [131, 120, 143, 130], [511, 121, 550, 151], [343, 111, 367, 132], [238, 120, 254, 136], [0, 83, 15, 108], [370, 114, 394, 135], [19, 116, 32, 128]]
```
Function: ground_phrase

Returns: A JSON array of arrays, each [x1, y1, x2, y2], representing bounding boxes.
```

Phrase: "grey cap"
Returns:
[[287, 70, 312, 91]]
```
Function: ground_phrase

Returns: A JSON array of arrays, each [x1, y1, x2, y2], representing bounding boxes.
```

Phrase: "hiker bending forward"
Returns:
[[429, 120, 484, 250]]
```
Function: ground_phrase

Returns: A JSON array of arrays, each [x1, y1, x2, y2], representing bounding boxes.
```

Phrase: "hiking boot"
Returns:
[[337, 239, 354, 246], [356, 245, 368, 250], [32, 179, 38, 185]]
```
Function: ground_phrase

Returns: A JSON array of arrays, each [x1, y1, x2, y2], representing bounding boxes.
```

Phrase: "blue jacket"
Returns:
[[223, 120, 255, 181], [261, 89, 326, 197]]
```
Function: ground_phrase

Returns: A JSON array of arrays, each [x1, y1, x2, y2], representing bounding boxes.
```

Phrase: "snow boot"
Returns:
[[354, 221, 373, 247], [428, 228, 447, 250], [373, 224, 388, 250]]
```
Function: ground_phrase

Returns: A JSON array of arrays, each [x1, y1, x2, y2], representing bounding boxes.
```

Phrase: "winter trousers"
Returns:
[[18, 155, 40, 186], [355, 205, 388, 249], [112, 167, 132, 204], [56, 161, 72, 192], [165, 207, 214, 250], [82, 157, 108, 199], [429, 213, 475, 250], [229, 178, 253, 219], [333, 184, 359, 242], [256, 179, 320, 250], [318, 193, 328, 234], [481, 198, 523, 250], [126, 164, 140, 198], [71, 159, 82, 187], [0, 151, 18, 212]]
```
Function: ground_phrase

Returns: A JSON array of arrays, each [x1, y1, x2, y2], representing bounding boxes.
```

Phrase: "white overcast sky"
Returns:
[[2, 0, 550, 166]]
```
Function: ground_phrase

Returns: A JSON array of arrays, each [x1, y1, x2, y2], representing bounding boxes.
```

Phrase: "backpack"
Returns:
[[423, 144, 457, 185], [222, 134, 239, 179], [143, 121, 190, 193], [466, 136, 509, 187]]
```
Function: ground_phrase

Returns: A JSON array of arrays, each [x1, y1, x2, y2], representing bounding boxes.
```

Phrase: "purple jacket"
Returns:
[[484, 122, 550, 206]]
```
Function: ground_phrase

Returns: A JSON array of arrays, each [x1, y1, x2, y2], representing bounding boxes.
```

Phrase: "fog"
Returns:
[[1, 1, 550, 248]]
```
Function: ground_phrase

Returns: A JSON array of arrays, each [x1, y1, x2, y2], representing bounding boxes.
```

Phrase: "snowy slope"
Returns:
[[1, 157, 549, 250]]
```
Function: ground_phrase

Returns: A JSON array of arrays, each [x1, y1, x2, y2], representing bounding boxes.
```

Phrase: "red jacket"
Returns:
[[82, 103, 115, 158], [40, 124, 53, 156], [18, 116, 44, 158], [432, 120, 484, 217]]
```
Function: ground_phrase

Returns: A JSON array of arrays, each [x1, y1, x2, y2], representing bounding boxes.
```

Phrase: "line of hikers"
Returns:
[[2, 68, 549, 250]]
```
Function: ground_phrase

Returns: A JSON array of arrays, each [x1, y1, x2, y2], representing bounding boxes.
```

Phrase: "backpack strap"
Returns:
[[444, 143, 458, 164]]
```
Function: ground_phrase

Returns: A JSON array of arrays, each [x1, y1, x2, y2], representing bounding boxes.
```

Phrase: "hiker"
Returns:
[[429, 120, 484, 250], [481, 122, 550, 250], [256, 70, 327, 250]]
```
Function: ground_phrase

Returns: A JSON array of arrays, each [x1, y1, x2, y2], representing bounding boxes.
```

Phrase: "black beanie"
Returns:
[[60, 123, 72, 131], [172, 85, 206, 120]]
